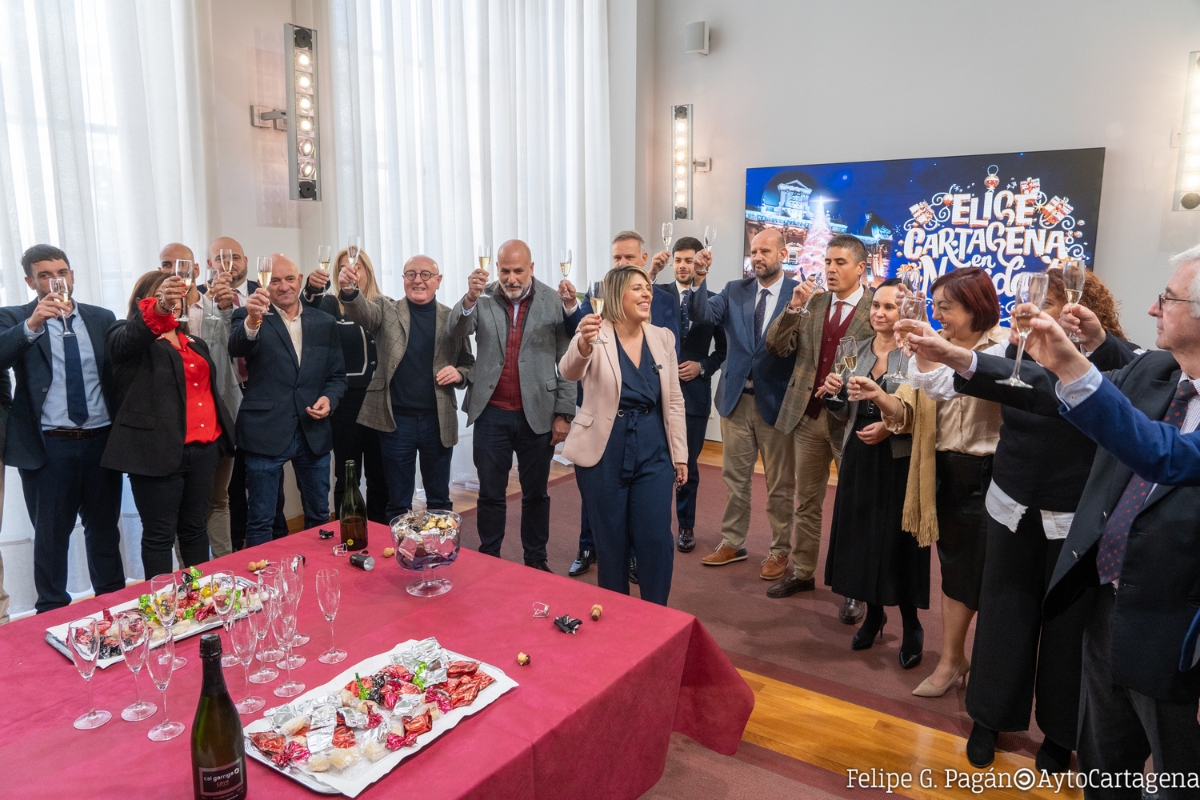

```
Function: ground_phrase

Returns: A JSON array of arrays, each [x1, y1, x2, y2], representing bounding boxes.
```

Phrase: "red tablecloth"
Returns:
[[0, 522, 753, 799]]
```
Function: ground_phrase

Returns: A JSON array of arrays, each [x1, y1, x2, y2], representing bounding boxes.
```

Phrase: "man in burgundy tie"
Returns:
[[956, 250, 1200, 786]]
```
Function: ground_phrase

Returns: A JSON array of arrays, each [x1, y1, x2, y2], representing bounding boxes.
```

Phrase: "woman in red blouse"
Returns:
[[102, 271, 235, 578]]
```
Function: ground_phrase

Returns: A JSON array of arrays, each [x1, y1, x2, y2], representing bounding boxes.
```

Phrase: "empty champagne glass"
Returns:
[[662, 222, 673, 251], [118, 611, 157, 721], [589, 280, 606, 318], [997, 272, 1049, 389], [68, 618, 111, 729], [799, 271, 826, 316], [48, 277, 75, 337], [248, 582, 279, 684], [174, 260, 194, 322], [149, 573, 187, 669], [272, 592, 305, 698], [145, 626, 184, 741], [210, 572, 240, 668], [256, 567, 285, 664], [345, 236, 362, 291], [231, 610, 265, 714], [703, 225, 716, 251], [1061, 258, 1086, 343], [559, 249, 572, 278], [256, 256, 274, 315], [283, 554, 310, 650], [316, 569, 346, 664]]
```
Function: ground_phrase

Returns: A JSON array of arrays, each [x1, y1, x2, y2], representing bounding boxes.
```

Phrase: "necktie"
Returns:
[[831, 300, 848, 324], [231, 291, 250, 384], [679, 289, 691, 339], [62, 316, 90, 426], [1095, 379, 1198, 584], [754, 288, 769, 347]]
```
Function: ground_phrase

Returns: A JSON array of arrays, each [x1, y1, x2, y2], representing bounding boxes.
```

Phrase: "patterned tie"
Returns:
[[754, 288, 769, 347], [1095, 379, 1198, 584], [62, 316, 90, 426], [679, 289, 691, 340], [231, 290, 250, 384]]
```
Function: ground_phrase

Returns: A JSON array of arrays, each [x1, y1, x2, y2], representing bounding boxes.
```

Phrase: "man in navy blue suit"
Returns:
[[229, 254, 346, 547], [0, 244, 125, 613], [647, 236, 726, 552], [687, 229, 799, 580]]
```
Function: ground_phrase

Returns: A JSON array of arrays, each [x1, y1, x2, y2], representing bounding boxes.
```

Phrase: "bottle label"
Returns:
[[198, 759, 246, 799]]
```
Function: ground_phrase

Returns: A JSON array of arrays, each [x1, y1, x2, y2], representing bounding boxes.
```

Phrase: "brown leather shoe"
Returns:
[[677, 528, 695, 553], [700, 544, 748, 566], [759, 553, 788, 581]]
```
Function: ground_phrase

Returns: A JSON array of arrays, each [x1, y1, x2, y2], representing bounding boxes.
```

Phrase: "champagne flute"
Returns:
[[218, 248, 235, 275], [149, 573, 187, 669], [799, 271, 826, 316], [559, 249, 572, 278], [316, 569, 346, 664], [840, 336, 858, 374], [48, 277, 75, 337], [997, 272, 1049, 389], [589, 280, 606, 318], [202, 263, 222, 321], [256, 567, 285, 664], [478, 244, 492, 282], [68, 618, 111, 729], [1061, 258, 1086, 344], [345, 236, 362, 290], [174, 259, 194, 322], [703, 226, 717, 251], [230, 610, 265, 714], [210, 571, 240, 668], [256, 256, 274, 315], [317, 245, 332, 295], [248, 582, 279, 684], [145, 626, 184, 741], [283, 553, 310, 650], [272, 591, 305, 698], [662, 222, 673, 251], [118, 611, 157, 721]]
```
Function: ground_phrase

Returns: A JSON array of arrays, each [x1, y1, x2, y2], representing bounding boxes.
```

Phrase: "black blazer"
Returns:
[[972, 349, 1200, 702], [100, 311, 235, 476], [228, 306, 347, 457], [653, 284, 727, 418], [301, 291, 379, 392], [0, 301, 116, 470]]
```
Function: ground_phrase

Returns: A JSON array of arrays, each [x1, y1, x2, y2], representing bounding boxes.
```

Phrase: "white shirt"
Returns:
[[754, 276, 785, 340], [244, 303, 304, 366], [827, 284, 865, 325]]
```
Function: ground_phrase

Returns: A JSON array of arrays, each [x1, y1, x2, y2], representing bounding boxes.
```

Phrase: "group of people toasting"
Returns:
[[4, 223, 1200, 788]]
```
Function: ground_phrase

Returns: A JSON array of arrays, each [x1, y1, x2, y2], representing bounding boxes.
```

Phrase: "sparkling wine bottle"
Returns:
[[191, 634, 247, 800], [340, 460, 367, 552]]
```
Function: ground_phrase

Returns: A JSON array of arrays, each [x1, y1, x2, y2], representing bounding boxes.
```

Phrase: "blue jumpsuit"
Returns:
[[576, 337, 675, 605]]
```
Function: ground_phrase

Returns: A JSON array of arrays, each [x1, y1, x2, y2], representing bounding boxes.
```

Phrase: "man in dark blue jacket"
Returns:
[[0, 244, 124, 613], [229, 254, 346, 547]]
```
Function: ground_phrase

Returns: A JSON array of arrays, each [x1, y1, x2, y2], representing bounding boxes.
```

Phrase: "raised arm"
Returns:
[[339, 290, 386, 336], [686, 281, 728, 328]]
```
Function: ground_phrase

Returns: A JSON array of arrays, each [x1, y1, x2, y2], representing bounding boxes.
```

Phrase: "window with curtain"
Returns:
[[329, 0, 611, 302]]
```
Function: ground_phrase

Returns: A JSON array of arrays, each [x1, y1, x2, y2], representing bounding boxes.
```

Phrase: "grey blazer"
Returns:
[[446, 278, 575, 433], [826, 338, 911, 459], [340, 292, 475, 449]]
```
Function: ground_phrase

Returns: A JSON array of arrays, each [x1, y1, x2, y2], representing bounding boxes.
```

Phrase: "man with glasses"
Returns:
[[338, 255, 474, 520]]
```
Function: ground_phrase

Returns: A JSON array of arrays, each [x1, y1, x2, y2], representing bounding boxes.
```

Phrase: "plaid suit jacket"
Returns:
[[340, 292, 474, 448], [763, 287, 875, 435]]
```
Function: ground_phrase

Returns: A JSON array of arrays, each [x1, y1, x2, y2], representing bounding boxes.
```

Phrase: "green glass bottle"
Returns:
[[191, 634, 247, 800], [340, 459, 368, 551]]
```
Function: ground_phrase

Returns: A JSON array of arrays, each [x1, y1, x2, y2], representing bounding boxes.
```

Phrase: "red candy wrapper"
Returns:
[[249, 731, 286, 757], [272, 741, 310, 768], [403, 713, 432, 736], [424, 686, 451, 714], [331, 725, 357, 749], [366, 710, 384, 729], [386, 731, 418, 751], [447, 660, 479, 678]]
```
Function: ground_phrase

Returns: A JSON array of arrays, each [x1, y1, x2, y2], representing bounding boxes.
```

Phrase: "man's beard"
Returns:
[[753, 260, 781, 280]]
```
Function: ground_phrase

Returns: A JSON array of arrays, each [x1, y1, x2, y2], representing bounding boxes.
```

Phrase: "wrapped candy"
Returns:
[[331, 725, 357, 749], [306, 726, 334, 754], [424, 686, 451, 715], [403, 712, 433, 736], [386, 731, 418, 751], [249, 731, 286, 757], [272, 741, 311, 768], [447, 661, 479, 678]]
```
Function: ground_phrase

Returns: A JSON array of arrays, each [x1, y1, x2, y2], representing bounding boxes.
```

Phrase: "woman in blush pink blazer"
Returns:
[[560, 266, 688, 605]]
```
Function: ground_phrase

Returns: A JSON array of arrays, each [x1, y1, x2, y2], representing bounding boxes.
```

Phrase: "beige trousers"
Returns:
[[204, 454, 236, 558], [790, 408, 845, 580], [719, 393, 794, 556]]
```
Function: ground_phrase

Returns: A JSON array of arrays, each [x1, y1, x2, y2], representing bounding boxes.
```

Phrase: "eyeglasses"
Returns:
[[1157, 292, 1191, 313], [403, 270, 438, 282]]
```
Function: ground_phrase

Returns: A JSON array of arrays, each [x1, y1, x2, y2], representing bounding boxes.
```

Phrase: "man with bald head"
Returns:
[[160, 243, 202, 331], [229, 254, 347, 547], [687, 227, 800, 583], [449, 238, 575, 572], [337, 254, 474, 520]]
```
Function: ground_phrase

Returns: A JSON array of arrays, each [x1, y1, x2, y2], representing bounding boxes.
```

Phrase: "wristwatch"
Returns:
[[558, 413, 575, 424], [698, 364, 706, 378]]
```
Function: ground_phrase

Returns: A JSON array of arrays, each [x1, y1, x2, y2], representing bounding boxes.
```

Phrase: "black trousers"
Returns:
[[331, 389, 389, 524], [130, 442, 221, 579], [1078, 585, 1200, 799], [965, 511, 1091, 746], [673, 413, 707, 529], [228, 447, 290, 549], [21, 430, 124, 613], [472, 405, 553, 563]]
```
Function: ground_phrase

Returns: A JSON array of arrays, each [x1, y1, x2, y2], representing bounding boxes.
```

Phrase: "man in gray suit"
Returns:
[[338, 255, 474, 521], [448, 239, 575, 571]]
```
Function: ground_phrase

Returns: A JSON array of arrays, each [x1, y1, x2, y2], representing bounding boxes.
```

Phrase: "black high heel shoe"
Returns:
[[851, 612, 887, 651], [899, 625, 924, 670]]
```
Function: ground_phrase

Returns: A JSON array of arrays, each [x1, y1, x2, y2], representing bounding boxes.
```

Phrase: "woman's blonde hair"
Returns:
[[599, 265, 652, 324], [333, 248, 382, 312]]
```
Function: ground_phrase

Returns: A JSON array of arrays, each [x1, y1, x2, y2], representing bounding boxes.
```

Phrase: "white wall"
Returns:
[[638, 0, 1200, 349]]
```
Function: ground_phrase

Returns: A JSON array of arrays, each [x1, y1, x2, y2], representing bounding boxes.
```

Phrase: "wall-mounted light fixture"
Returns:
[[248, 24, 321, 201], [1174, 52, 1200, 211], [671, 104, 711, 220]]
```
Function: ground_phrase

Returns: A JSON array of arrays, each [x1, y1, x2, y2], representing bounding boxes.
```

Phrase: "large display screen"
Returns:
[[744, 148, 1105, 311]]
